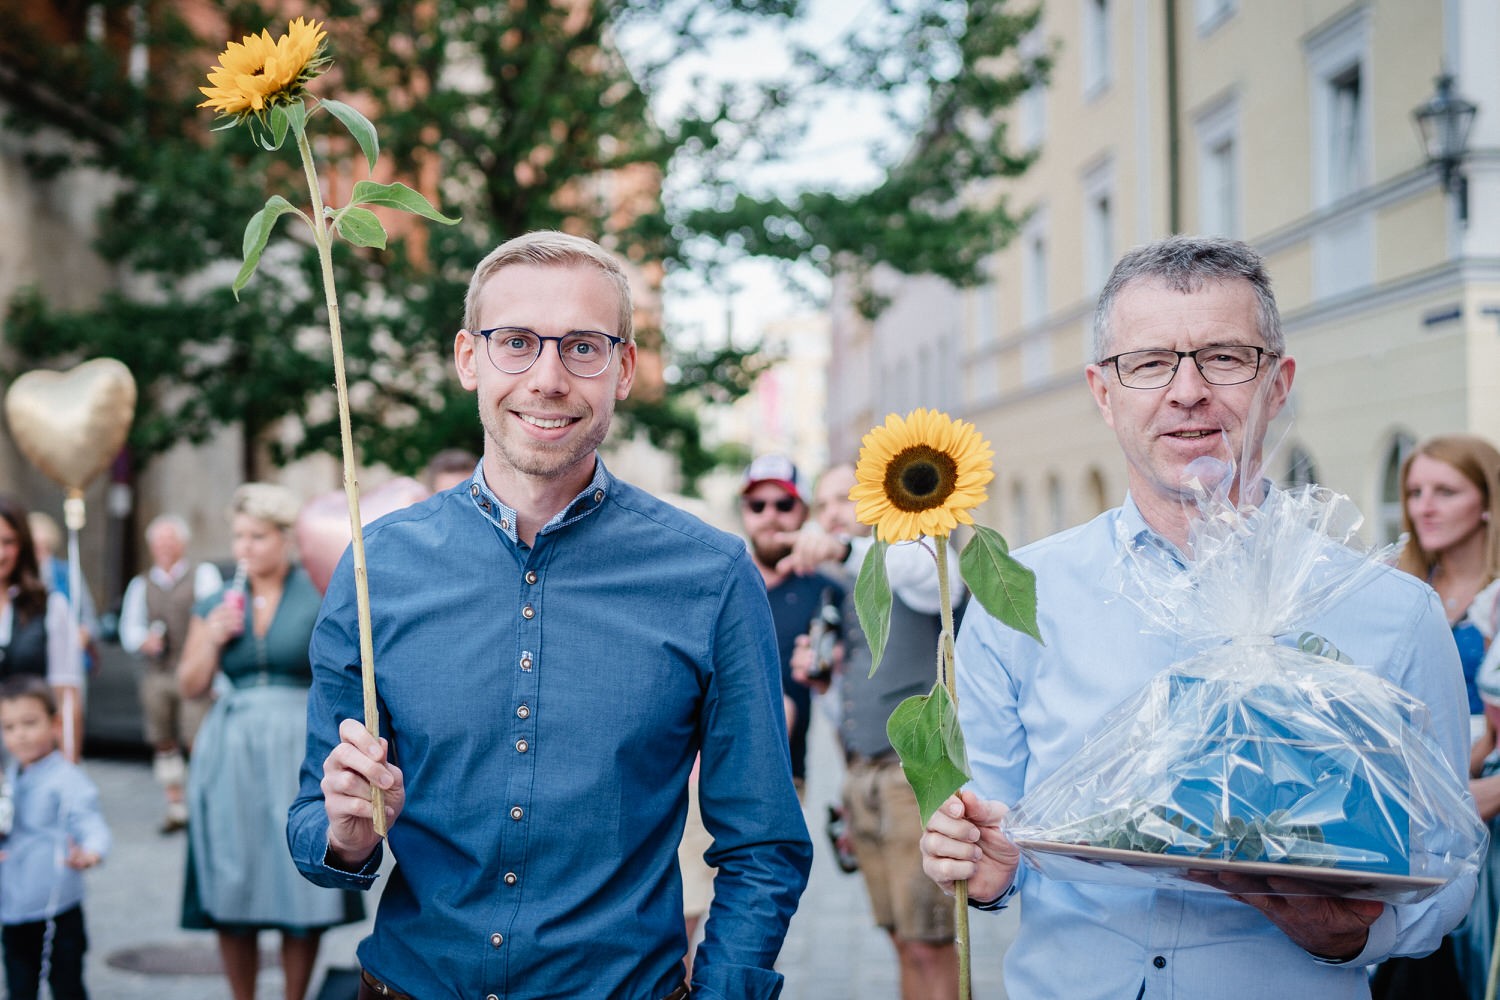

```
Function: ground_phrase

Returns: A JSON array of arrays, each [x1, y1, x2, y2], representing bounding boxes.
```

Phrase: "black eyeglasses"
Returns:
[[475, 327, 626, 378], [742, 497, 799, 514], [1099, 345, 1278, 389]]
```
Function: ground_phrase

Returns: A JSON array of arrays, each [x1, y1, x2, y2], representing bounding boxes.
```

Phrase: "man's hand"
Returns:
[[775, 529, 848, 576], [66, 844, 102, 870], [789, 634, 838, 695], [321, 718, 405, 868], [920, 790, 1021, 905], [1205, 872, 1382, 960]]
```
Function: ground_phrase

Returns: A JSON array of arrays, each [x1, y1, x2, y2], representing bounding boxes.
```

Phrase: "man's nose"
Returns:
[[1165, 357, 1212, 403]]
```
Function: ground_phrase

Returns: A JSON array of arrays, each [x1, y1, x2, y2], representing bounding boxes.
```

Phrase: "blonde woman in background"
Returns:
[[177, 483, 362, 1000]]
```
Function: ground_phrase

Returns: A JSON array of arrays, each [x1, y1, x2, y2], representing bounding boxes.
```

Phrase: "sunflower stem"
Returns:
[[293, 118, 385, 838], [934, 539, 971, 1000]]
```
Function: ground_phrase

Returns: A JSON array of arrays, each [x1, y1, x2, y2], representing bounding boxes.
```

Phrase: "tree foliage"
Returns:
[[0, 0, 1046, 489]]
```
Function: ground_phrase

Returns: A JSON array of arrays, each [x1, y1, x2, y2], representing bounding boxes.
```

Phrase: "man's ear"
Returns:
[[614, 342, 637, 401], [455, 331, 479, 391], [1085, 364, 1116, 430]]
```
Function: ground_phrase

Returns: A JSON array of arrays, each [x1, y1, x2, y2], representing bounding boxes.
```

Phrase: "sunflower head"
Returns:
[[199, 17, 331, 126], [850, 408, 995, 544]]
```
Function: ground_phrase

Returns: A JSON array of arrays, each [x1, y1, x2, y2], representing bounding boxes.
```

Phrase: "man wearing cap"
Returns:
[[739, 454, 845, 792]]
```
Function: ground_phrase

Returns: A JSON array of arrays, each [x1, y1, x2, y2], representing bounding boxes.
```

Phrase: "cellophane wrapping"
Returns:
[[1002, 479, 1486, 903]]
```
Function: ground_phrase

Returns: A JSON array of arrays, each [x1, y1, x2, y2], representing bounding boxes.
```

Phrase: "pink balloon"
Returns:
[[296, 477, 430, 593]]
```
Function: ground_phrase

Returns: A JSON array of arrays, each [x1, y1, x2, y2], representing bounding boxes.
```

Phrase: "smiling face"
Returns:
[[1085, 277, 1294, 538], [230, 513, 290, 580], [1405, 452, 1487, 560], [456, 262, 636, 500]]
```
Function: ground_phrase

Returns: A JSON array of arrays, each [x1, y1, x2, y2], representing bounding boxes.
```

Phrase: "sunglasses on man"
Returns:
[[742, 497, 799, 514]]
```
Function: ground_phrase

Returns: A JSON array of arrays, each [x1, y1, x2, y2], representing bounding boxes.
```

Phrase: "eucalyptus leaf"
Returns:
[[351, 180, 460, 225], [233, 195, 302, 298], [960, 525, 1042, 644], [855, 538, 892, 675], [334, 207, 388, 249], [320, 99, 378, 173], [887, 684, 971, 825]]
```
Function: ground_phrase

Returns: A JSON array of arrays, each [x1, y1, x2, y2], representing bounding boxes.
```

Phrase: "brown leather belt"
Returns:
[[359, 969, 414, 1000], [359, 968, 690, 999]]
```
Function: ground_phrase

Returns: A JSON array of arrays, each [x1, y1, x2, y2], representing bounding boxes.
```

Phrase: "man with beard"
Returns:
[[739, 454, 845, 794]]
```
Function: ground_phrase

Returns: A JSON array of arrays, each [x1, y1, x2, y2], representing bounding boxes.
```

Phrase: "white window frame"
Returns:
[[1081, 0, 1112, 100], [1018, 27, 1047, 150], [1194, 95, 1241, 237], [1306, 7, 1372, 209], [1081, 157, 1116, 294]]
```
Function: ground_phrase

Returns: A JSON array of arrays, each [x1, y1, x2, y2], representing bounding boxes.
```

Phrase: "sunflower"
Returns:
[[198, 17, 330, 122], [851, 408, 995, 543]]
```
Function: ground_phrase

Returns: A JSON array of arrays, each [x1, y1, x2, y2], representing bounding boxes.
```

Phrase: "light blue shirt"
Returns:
[[956, 497, 1476, 1000], [0, 751, 111, 924], [290, 461, 811, 1000]]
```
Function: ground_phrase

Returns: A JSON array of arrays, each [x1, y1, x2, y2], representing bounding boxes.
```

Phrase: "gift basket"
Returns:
[[1003, 466, 1486, 903]]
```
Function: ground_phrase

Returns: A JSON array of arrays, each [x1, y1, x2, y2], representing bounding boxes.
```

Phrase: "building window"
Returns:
[[1085, 467, 1109, 517], [1019, 27, 1047, 150], [1022, 213, 1048, 326], [1284, 444, 1319, 487], [1082, 0, 1111, 98], [1195, 0, 1236, 34], [1306, 7, 1371, 209], [1378, 432, 1416, 545], [1047, 474, 1067, 534], [1194, 96, 1239, 237], [1082, 158, 1115, 294], [1011, 480, 1031, 546]]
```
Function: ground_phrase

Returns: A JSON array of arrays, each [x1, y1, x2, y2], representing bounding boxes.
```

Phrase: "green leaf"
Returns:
[[350, 180, 461, 225], [960, 525, 1043, 644], [334, 207, 388, 249], [267, 105, 291, 150], [887, 684, 971, 826], [854, 539, 892, 674], [233, 195, 302, 298], [320, 99, 378, 173]]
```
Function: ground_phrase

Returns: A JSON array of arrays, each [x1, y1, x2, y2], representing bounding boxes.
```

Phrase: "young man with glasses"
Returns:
[[738, 453, 844, 794], [919, 235, 1474, 998], [290, 231, 812, 1000]]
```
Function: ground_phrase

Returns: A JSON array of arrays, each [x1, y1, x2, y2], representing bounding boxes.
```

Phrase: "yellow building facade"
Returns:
[[930, 0, 1500, 545]]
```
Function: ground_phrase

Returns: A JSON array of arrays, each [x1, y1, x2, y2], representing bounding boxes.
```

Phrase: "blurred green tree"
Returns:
[[0, 0, 1046, 490]]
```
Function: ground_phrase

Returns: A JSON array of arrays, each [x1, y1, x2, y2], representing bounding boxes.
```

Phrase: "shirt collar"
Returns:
[[466, 459, 613, 544], [147, 560, 190, 589]]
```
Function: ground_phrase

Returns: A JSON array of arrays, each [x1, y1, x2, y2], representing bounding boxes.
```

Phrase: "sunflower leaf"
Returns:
[[320, 98, 378, 173], [267, 105, 291, 151], [350, 180, 460, 225], [855, 539, 892, 674], [233, 195, 302, 299], [887, 684, 971, 826], [334, 206, 388, 249], [960, 525, 1042, 644]]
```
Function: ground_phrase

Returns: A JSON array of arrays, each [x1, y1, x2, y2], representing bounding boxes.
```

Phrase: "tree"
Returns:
[[1, 0, 1046, 490]]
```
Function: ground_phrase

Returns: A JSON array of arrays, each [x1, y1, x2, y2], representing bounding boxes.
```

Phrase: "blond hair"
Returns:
[[1396, 434, 1500, 585], [230, 483, 302, 530], [462, 230, 633, 343]]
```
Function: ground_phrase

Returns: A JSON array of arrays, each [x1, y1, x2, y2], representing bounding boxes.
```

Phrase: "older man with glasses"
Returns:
[[919, 235, 1475, 999]]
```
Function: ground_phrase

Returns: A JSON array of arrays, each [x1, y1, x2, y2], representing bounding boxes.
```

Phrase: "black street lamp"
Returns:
[[1412, 73, 1478, 223]]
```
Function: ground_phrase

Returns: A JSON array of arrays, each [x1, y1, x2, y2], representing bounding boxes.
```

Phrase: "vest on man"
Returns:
[[0, 609, 48, 680], [144, 570, 198, 674], [839, 587, 944, 760]]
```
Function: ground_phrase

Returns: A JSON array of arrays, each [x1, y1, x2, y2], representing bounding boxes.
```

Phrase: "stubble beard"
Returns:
[[480, 399, 612, 481]]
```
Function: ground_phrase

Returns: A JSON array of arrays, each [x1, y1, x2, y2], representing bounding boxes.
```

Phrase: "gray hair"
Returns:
[[229, 483, 301, 530], [1093, 235, 1283, 361], [146, 513, 191, 546], [463, 230, 634, 343]]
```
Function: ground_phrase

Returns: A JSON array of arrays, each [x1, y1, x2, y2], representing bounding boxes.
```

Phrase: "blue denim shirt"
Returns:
[[288, 462, 812, 999], [0, 750, 111, 924]]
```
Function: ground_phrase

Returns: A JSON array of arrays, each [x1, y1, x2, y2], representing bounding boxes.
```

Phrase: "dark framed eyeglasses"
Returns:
[[475, 327, 626, 378], [742, 497, 799, 515], [1099, 345, 1279, 389]]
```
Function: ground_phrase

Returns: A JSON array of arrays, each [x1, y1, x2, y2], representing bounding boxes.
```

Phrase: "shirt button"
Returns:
[[500, 518, 510, 530], [510, 806, 523, 820], [593, 490, 604, 503], [525, 570, 538, 585], [504, 872, 517, 885], [470, 484, 480, 497], [517, 704, 530, 719], [490, 933, 503, 947], [1153, 955, 1166, 969], [487, 994, 499, 1000], [516, 739, 529, 753], [522, 604, 535, 619]]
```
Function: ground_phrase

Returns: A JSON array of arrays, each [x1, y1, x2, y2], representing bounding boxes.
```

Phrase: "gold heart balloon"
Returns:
[[5, 358, 137, 492]]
